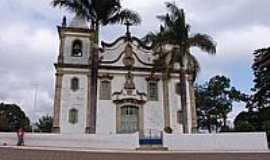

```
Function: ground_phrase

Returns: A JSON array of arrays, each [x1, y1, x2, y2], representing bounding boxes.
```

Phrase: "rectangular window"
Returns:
[[148, 81, 159, 101], [177, 110, 183, 124], [175, 82, 181, 95], [100, 80, 111, 100]]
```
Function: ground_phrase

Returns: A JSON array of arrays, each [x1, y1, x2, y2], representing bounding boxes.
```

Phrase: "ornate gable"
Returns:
[[100, 36, 155, 69]]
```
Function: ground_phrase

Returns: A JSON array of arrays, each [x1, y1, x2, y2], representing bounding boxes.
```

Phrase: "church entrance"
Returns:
[[119, 106, 139, 133]]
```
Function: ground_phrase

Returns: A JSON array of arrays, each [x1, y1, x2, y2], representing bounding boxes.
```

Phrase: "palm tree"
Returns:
[[144, 2, 216, 133], [51, 0, 141, 43], [51, 0, 141, 133]]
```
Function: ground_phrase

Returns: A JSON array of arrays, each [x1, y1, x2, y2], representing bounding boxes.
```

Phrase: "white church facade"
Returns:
[[1, 15, 268, 152], [52, 16, 197, 135]]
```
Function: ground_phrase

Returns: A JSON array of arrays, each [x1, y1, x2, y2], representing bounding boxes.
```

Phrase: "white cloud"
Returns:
[[0, 21, 57, 122], [216, 25, 270, 59], [195, 25, 270, 92]]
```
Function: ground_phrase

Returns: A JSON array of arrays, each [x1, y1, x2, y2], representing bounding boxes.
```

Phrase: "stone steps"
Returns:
[[136, 144, 168, 151]]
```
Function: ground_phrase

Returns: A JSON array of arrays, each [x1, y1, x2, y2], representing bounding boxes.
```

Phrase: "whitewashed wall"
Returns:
[[96, 73, 123, 134], [143, 78, 164, 131], [60, 72, 88, 134], [168, 78, 183, 133], [1, 132, 268, 151], [96, 71, 166, 134], [0, 133, 139, 150], [163, 133, 269, 151]]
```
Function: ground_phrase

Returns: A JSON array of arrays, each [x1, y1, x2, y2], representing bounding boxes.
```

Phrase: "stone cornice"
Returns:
[[58, 26, 94, 34], [54, 63, 196, 76], [98, 73, 114, 80], [145, 75, 161, 81], [101, 36, 153, 50], [54, 63, 91, 69]]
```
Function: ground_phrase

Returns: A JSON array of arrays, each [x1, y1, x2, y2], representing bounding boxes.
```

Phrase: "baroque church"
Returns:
[[52, 16, 197, 135]]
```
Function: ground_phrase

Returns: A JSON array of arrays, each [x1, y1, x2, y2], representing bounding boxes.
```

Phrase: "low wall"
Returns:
[[0, 133, 139, 150], [163, 132, 269, 151], [0, 132, 268, 151]]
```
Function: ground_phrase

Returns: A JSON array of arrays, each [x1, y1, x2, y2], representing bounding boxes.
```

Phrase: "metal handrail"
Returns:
[[139, 129, 163, 139]]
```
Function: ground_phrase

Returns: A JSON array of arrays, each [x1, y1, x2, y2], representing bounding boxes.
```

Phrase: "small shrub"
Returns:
[[164, 127, 173, 134], [220, 125, 231, 132], [234, 121, 256, 132], [267, 131, 270, 148]]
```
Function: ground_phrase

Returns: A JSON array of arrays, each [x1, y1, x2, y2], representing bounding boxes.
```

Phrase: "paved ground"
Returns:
[[0, 147, 270, 160]]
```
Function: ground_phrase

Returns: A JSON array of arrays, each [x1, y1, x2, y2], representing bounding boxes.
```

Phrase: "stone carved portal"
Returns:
[[116, 103, 144, 134], [113, 71, 147, 133], [112, 71, 147, 104]]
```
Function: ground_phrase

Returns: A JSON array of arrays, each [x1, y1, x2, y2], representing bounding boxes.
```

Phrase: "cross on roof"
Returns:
[[124, 20, 132, 37]]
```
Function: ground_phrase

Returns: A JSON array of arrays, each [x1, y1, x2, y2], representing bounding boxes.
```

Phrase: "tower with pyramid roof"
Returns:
[[52, 16, 96, 133]]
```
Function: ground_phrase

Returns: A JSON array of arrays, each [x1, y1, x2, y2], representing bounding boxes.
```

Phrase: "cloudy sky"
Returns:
[[1, 0, 270, 123]]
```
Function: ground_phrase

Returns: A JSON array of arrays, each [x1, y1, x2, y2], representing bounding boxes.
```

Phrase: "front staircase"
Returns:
[[137, 129, 168, 150]]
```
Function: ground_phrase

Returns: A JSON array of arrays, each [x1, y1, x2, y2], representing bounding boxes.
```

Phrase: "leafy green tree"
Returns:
[[0, 103, 30, 132], [35, 115, 53, 133], [235, 108, 270, 131], [195, 75, 246, 133], [234, 111, 260, 131], [143, 1, 216, 133], [234, 121, 256, 132], [195, 83, 221, 133], [234, 108, 270, 147], [235, 47, 270, 146], [250, 47, 270, 109]]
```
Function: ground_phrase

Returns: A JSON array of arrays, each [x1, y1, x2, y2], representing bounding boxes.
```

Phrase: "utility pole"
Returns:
[[32, 83, 39, 132]]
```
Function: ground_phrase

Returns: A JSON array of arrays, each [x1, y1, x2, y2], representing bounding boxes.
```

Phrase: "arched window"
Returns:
[[147, 81, 159, 101], [71, 77, 79, 91], [69, 108, 78, 124], [72, 40, 82, 57], [120, 106, 139, 133], [100, 80, 111, 100]]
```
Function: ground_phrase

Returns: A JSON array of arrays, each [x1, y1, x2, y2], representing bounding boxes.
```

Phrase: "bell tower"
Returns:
[[52, 15, 95, 134]]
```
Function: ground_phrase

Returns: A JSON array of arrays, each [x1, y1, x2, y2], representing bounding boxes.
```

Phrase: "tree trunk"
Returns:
[[95, 21, 99, 44], [162, 73, 171, 129], [89, 22, 99, 133], [207, 114, 212, 133], [180, 66, 188, 133], [223, 114, 227, 128], [215, 114, 219, 133], [188, 77, 198, 133]]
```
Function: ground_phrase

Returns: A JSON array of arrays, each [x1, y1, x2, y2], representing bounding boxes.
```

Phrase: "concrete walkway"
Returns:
[[0, 146, 269, 160]]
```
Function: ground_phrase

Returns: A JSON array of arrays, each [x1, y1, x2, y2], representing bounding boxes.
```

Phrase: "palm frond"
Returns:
[[157, 13, 174, 27], [104, 9, 141, 25], [142, 32, 158, 45], [188, 33, 217, 54], [93, 0, 121, 21], [142, 29, 175, 47], [165, 2, 184, 21], [51, 0, 92, 20], [51, 0, 127, 25]]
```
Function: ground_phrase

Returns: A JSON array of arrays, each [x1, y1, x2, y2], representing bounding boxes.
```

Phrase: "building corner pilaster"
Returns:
[[52, 71, 63, 133]]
